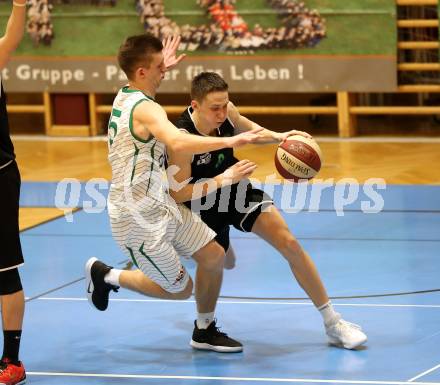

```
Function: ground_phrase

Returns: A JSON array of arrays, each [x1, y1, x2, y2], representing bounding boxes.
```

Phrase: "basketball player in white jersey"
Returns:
[[0, 1, 27, 384], [85, 34, 263, 352], [168, 72, 367, 349]]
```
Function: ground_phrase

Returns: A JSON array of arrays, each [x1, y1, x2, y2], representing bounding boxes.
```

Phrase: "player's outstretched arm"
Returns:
[[0, 0, 26, 70], [132, 101, 263, 155], [227, 102, 312, 143]]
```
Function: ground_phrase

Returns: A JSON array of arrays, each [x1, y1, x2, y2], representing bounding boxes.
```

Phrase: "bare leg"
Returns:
[[1, 290, 25, 330], [252, 205, 329, 307], [189, 241, 242, 353], [119, 269, 193, 300], [224, 247, 236, 270], [192, 240, 225, 314]]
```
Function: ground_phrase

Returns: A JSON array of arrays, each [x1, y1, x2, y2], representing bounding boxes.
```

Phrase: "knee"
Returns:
[[278, 233, 303, 259], [168, 278, 193, 300], [200, 243, 225, 272], [0, 268, 23, 296], [212, 244, 226, 270], [205, 243, 225, 271]]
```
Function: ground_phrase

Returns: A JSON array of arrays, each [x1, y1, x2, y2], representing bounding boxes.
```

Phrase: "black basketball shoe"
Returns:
[[85, 257, 119, 311], [190, 320, 243, 353]]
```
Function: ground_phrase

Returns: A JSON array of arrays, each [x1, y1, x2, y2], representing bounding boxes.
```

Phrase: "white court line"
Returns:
[[25, 371, 440, 384], [31, 297, 440, 308], [416, 330, 440, 345], [408, 363, 440, 382]]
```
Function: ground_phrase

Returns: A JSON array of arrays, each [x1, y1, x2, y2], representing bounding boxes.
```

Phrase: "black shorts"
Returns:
[[0, 161, 24, 271], [197, 185, 273, 251]]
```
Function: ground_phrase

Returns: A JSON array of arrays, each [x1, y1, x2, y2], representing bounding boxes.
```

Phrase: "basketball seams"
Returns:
[[275, 148, 318, 180], [274, 134, 323, 181], [274, 155, 295, 180], [280, 140, 322, 171], [285, 134, 323, 158]]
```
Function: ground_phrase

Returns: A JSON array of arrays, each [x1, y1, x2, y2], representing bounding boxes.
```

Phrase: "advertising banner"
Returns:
[[0, 0, 398, 92]]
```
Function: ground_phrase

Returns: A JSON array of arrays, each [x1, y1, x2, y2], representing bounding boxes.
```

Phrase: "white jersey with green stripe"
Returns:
[[107, 86, 178, 221]]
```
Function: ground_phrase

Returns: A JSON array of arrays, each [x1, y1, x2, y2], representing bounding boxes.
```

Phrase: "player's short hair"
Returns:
[[118, 33, 163, 80], [191, 72, 229, 102]]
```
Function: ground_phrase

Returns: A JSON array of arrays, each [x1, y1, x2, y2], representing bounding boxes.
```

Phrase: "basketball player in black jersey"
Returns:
[[168, 72, 368, 350], [0, 1, 27, 384]]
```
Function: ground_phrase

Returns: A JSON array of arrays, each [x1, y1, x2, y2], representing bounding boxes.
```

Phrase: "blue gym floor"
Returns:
[[16, 183, 440, 385]]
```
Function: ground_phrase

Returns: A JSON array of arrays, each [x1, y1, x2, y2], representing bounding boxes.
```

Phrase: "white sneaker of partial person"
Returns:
[[325, 319, 367, 349]]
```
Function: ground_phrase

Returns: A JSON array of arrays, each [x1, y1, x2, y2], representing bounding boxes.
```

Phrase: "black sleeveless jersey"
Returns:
[[175, 107, 272, 240], [0, 81, 15, 165], [175, 107, 241, 211], [175, 107, 238, 181]]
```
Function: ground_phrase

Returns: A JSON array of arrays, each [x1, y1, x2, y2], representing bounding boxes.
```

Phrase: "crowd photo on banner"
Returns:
[[136, 0, 327, 52], [13, 0, 326, 53]]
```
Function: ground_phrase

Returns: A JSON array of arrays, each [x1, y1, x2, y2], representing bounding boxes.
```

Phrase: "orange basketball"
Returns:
[[274, 135, 323, 182]]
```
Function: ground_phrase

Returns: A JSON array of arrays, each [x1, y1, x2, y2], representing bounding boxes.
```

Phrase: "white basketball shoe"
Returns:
[[325, 319, 367, 349]]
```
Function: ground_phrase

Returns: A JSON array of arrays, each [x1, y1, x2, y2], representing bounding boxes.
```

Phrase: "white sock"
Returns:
[[104, 269, 122, 286], [318, 301, 341, 327], [196, 312, 215, 329]]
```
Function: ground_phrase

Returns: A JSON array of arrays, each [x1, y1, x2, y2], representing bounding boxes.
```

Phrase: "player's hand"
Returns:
[[162, 35, 186, 71], [225, 127, 264, 148], [277, 130, 312, 143], [222, 160, 257, 184]]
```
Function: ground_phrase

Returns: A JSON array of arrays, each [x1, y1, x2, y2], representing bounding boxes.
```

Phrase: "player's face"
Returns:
[[138, 52, 166, 89], [196, 91, 229, 130], [149, 52, 166, 87]]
